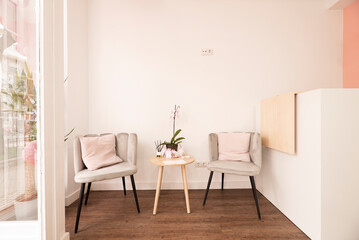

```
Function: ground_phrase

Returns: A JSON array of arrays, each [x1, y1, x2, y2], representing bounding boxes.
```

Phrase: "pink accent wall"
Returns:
[[343, 0, 359, 88]]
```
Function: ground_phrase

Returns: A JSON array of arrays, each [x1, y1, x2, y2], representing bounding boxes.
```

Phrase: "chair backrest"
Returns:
[[73, 133, 138, 174], [209, 132, 262, 168]]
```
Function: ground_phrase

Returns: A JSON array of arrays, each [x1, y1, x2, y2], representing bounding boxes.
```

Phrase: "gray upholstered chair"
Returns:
[[203, 132, 262, 220], [73, 133, 140, 233]]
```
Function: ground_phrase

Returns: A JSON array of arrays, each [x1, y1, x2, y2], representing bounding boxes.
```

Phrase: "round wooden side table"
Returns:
[[150, 156, 195, 215]]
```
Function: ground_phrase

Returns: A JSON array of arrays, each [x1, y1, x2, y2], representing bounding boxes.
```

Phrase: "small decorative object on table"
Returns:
[[154, 140, 164, 157], [160, 105, 186, 158]]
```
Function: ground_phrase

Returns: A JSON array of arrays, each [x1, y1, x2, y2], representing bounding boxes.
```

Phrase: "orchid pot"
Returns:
[[165, 144, 178, 151]]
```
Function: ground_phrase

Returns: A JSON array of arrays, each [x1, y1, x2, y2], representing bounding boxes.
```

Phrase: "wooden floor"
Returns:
[[65, 189, 309, 240]]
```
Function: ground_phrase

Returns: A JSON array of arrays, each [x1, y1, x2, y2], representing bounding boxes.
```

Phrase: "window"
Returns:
[[0, 0, 39, 221]]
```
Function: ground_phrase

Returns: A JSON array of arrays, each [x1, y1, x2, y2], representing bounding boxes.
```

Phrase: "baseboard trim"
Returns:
[[65, 188, 80, 207], [66, 186, 91, 207], [66, 180, 252, 206], [60, 232, 70, 240], [91, 180, 251, 191]]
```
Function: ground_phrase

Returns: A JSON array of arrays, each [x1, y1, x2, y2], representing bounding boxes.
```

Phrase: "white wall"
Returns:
[[86, 0, 342, 191], [257, 89, 359, 240], [65, 0, 89, 206], [256, 90, 322, 239], [321, 89, 359, 240]]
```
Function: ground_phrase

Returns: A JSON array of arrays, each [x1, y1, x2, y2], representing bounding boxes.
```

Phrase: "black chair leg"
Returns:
[[203, 171, 214, 206], [221, 173, 224, 191], [75, 183, 85, 233], [122, 177, 126, 196], [130, 175, 140, 213], [85, 182, 91, 205], [249, 176, 261, 220]]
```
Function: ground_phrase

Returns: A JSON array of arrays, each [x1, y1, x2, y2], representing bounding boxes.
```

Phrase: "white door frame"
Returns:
[[40, 0, 68, 239]]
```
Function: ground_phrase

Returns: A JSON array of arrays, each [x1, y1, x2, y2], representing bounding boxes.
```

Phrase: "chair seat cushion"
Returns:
[[207, 160, 260, 176], [75, 161, 137, 183]]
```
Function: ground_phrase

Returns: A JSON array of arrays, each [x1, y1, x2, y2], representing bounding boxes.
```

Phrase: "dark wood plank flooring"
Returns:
[[65, 189, 309, 240]]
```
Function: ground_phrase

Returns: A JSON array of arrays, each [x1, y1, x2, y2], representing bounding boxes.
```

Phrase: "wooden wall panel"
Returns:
[[261, 92, 296, 154]]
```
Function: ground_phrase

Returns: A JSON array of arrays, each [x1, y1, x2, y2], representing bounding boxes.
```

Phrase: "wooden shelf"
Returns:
[[261, 92, 297, 154]]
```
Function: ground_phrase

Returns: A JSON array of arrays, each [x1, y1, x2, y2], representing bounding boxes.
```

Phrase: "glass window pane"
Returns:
[[0, 0, 39, 221]]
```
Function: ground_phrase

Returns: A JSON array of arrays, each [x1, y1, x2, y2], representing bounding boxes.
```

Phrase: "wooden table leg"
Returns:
[[181, 165, 190, 214], [153, 166, 164, 215]]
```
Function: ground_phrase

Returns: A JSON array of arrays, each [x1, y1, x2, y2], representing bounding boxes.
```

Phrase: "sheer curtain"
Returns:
[[0, 0, 38, 221]]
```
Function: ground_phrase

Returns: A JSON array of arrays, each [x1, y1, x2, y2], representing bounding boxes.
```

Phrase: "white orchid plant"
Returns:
[[156, 105, 185, 158]]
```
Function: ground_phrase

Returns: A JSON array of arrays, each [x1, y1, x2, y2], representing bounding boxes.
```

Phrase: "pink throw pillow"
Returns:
[[80, 134, 123, 170], [218, 132, 251, 162]]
